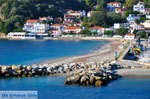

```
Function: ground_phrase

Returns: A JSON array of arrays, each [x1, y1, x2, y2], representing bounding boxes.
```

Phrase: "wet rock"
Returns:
[[95, 80, 102, 86]]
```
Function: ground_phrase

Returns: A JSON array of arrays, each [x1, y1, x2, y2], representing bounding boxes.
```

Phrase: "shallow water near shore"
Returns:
[[0, 39, 108, 65], [0, 77, 150, 99]]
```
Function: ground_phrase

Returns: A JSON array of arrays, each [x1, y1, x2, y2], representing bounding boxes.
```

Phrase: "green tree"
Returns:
[[116, 28, 128, 36], [104, 30, 114, 37], [125, 0, 138, 10], [89, 11, 107, 27], [139, 31, 147, 38], [80, 28, 92, 36], [97, 0, 106, 11]]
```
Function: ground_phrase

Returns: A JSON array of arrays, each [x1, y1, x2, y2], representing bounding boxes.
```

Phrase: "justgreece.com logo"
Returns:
[[0, 91, 38, 99]]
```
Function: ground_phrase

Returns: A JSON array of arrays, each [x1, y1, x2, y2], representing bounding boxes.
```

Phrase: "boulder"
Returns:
[[95, 80, 102, 86], [89, 76, 95, 85], [80, 75, 89, 84]]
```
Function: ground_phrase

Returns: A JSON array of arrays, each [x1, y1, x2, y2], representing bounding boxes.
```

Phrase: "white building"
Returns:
[[107, 2, 122, 12], [64, 27, 81, 33], [48, 29, 62, 37], [143, 20, 150, 28], [50, 24, 66, 30], [127, 14, 140, 22], [33, 23, 49, 34], [7, 32, 36, 39], [23, 19, 49, 34], [114, 23, 129, 29], [133, 2, 145, 13], [124, 33, 135, 40]]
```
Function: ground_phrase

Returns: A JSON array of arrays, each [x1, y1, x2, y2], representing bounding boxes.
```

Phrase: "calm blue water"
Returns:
[[1, 40, 150, 99], [0, 40, 108, 65], [0, 77, 150, 99]]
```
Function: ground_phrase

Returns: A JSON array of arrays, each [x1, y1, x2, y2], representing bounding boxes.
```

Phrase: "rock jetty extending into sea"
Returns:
[[1, 61, 150, 86]]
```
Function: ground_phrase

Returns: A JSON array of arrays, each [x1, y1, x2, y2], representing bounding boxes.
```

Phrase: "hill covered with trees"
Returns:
[[0, 0, 150, 33]]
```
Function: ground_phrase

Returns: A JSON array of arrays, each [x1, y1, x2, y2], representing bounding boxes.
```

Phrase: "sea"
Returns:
[[0, 39, 150, 99]]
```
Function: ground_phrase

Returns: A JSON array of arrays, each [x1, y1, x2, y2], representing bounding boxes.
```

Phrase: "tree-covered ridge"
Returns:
[[0, 0, 150, 33]]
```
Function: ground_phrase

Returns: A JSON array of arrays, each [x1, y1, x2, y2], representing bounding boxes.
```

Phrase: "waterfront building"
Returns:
[[107, 2, 122, 12], [133, 2, 145, 13], [23, 19, 39, 33], [124, 33, 135, 40], [90, 26, 105, 36], [48, 29, 62, 37], [64, 27, 81, 33], [7, 32, 36, 39], [50, 24, 66, 30], [23, 19, 50, 34]]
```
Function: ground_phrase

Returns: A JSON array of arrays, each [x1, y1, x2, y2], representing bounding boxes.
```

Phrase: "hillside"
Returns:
[[1, 0, 150, 33]]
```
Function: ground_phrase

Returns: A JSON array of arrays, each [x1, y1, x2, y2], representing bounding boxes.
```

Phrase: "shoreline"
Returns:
[[1, 37, 150, 79], [41, 38, 122, 64]]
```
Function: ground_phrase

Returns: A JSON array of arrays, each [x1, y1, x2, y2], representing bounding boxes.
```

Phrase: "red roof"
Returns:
[[64, 21, 73, 23], [66, 27, 80, 30], [51, 24, 66, 27], [137, 28, 150, 30], [107, 2, 121, 5], [24, 25, 33, 27], [48, 29, 59, 32], [137, 24, 144, 26], [125, 33, 134, 36], [65, 17, 75, 19], [26, 19, 39, 23], [90, 26, 105, 30]]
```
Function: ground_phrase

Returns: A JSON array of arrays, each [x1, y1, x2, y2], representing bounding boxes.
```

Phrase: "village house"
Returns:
[[136, 24, 145, 30], [66, 10, 85, 18], [115, 7, 127, 15], [143, 20, 150, 28], [127, 14, 140, 22], [107, 2, 122, 12], [64, 27, 81, 33], [39, 16, 53, 21], [124, 33, 135, 40], [74, 23, 82, 27], [50, 24, 66, 30], [133, 2, 145, 13], [63, 21, 73, 27], [87, 11, 99, 17], [90, 26, 105, 36], [48, 29, 62, 37], [114, 23, 129, 29], [23, 19, 49, 34], [144, 8, 150, 15]]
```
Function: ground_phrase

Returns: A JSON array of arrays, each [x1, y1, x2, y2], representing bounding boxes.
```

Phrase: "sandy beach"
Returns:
[[42, 37, 122, 64]]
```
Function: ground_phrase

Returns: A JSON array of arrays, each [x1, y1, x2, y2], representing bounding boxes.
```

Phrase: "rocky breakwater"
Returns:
[[0, 63, 84, 77], [65, 62, 121, 86]]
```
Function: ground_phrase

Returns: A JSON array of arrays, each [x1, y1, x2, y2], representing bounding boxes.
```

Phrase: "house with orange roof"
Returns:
[[39, 16, 53, 21], [74, 23, 82, 27], [107, 2, 122, 12], [23, 19, 39, 33], [23, 19, 49, 34], [90, 26, 105, 36], [136, 24, 145, 30], [48, 29, 62, 37], [63, 21, 73, 27], [50, 24, 66, 30], [64, 27, 81, 33], [124, 33, 135, 40]]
